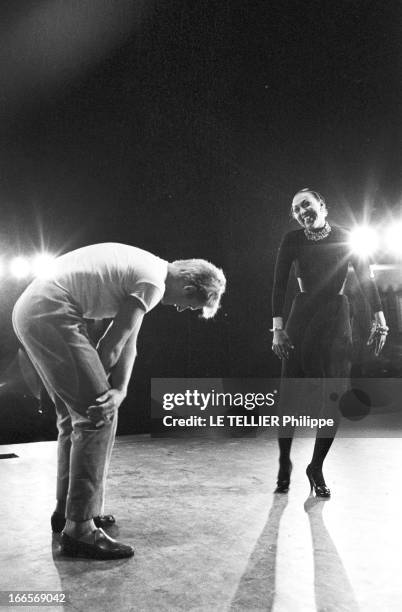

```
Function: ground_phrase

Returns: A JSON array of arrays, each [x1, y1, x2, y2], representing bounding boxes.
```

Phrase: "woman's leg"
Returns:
[[307, 297, 352, 495], [275, 437, 294, 492], [275, 300, 305, 492]]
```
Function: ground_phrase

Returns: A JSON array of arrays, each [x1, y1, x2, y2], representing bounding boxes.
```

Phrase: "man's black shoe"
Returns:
[[60, 528, 134, 559]]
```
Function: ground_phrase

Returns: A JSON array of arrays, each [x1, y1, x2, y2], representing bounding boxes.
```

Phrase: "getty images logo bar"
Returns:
[[151, 378, 402, 438]]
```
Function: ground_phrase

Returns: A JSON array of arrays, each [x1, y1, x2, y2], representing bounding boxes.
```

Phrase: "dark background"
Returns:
[[0, 0, 401, 442]]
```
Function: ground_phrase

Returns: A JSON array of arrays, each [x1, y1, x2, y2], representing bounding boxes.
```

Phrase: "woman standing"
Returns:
[[272, 188, 388, 496]]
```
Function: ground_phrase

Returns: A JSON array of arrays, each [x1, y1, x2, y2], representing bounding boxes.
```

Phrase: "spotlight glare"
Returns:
[[385, 222, 402, 257], [32, 253, 57, 279], [348, 226, 379, 258], [10, 257, 31, 279]]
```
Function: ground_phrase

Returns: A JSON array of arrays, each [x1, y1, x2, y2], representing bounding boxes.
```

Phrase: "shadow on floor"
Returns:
[[230, 493, 360, 611], [229, 493, 288, 610], [304, 495, 360, 612]]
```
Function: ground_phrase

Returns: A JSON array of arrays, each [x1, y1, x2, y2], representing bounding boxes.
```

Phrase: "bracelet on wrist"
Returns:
[[371, 322, 389, 335], [270, 327, 284, 332]]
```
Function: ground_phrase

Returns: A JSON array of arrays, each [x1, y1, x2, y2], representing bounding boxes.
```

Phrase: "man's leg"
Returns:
[[100, 410, 118, 516], [52, 395, 117, 529], [66, 407, 116, 522], [54, 395, 72, 516], [13, 284, 133, 557], [17, 322, 113, 520], [85, 319, 117, 517]]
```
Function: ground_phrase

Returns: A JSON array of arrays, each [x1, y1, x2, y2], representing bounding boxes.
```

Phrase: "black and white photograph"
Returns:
[[0, 1, 401, 611]]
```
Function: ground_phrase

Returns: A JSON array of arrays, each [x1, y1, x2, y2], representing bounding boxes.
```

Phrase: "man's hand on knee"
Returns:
[[86, 389, 126, 427]]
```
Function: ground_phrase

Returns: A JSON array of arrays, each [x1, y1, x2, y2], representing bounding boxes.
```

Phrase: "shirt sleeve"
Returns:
[[272, 232, 295, 318], [350, 255, 382, 313], [129, 282, 164, 313]]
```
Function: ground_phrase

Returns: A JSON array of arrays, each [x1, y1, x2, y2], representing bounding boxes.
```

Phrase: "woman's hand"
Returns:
[[272, 329, 294, 360], [367, 311, 388, 357], [367, 322, 388, 356]]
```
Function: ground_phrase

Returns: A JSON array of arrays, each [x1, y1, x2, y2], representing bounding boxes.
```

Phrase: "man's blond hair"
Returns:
[[172, 259, 226, 319]]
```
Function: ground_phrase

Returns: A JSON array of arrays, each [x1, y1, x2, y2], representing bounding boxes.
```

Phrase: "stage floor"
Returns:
[[0, 430, 401, 611]]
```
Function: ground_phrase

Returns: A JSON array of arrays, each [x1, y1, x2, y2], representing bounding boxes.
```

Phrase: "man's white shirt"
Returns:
[[53, 243, 168, 318]]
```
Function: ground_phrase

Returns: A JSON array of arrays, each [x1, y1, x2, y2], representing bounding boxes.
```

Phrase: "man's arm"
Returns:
[[97, 296, 145, 374], [109, 325, 139, 395], [86, 298, 145, 425]]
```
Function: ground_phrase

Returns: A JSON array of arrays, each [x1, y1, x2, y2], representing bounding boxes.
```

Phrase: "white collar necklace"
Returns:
[[304, 221, 331, 241]]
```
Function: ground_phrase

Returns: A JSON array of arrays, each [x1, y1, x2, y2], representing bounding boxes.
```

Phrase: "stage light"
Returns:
[[385, 222, 402, 257], [10, 257, 31, 278], [32, 253, 57, 279], [348, 226, 379, 258]]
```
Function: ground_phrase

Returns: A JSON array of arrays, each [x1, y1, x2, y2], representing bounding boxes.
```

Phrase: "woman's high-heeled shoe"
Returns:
[[274, 460, 293, 493], [306, 464, 331, 498]]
